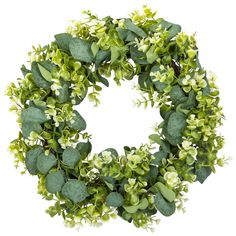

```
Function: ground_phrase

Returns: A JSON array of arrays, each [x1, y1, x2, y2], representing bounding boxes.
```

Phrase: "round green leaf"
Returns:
[[76, 141, 92, 159], [45, 170, 65, 193], [61, 179, 89, 204], [156, 182, 176, 202], [106, 192, 124, 207], [25, 147, 43, 175], [67, 111, 86, 131], [21, 107, 48, 124], [62, 147, 81, 168], [154, 191, 176, 217], [36, 153, 57, 174]]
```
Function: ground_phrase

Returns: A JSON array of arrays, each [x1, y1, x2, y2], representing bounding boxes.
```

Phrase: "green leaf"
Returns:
[[76, 141, 92, 159], [36, 153, 57, 174], [156, 182, 176, 202], [196, 166, 212, 184], [117, 28, 136, 42], [168, 24, 181, 39], [96, 72, 109, 87], [164, 111, 187, 145], [55, 33, 72, 51], [154, 191, 176, 216], [143, 166, 159, 185], [45, 170, 65, 193], [69, 38, 94, 63], [148, 134, 170, 153], [180, 90, 196, 110], [151, 151, 168, 166], [123, 198, 149, 213], [62, 147, 81, 168], [21, 107, 48, 124], [21, 65, 31, 77], [99, 148, 118, 157], [146, 45, 158, 63], [170, 85, 187, 105], [67, 111, 86, 131], [124, 19, 147, 38], [21, 122, 42, 138], [150, 66, 167, 92], [58, 83, 70, 103], [95, 50, 111, 68], [25, 147, 43, 175], [38, 63, 52, 82], [31, 61, 51, 89], [130, 46, 149, 65], [111, 46, 120, 64], [91, 42, 99, 57], [61, 180, 89, 204], [106, 192, 124, 207]]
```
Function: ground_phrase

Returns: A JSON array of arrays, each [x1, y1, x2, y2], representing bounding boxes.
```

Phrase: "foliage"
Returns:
[[7, 5, 225, 231]]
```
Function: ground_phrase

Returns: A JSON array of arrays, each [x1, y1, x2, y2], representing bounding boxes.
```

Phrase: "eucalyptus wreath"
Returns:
[[7, 6, 226, 230]]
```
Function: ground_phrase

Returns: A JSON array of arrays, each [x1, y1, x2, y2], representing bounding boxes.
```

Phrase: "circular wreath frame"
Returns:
[[7, 6, 225, 230]]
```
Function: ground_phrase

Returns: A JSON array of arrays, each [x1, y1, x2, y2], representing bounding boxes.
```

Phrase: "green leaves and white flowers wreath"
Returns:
[[7, 6, 226, 230]]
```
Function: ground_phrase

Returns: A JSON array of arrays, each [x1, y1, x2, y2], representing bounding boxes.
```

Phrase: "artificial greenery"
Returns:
[[7, 6, 226, 230]]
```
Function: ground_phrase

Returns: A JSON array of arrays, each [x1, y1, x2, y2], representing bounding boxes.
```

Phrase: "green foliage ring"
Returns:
[[7, 6, 226, 230]]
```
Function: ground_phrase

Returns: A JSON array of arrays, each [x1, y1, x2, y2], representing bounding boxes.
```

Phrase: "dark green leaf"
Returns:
[[117, 28, 136, 42], [55, 33, 72, 51], [36, 153, 57, 174], [170, 85, 187, 105], [67, 111, 86, 131], [58, 83, 70, 103], [22, 122, 42, 138], [31, 61, 51, 89], [45, 170, 65, 193], [69, 38, 94, 63], [61, 180, 89, 203], [76, 141, 92, 159], [124, 19, 147, 38], [180, 90, 197, 109], [130, 46, 149, 65], [151, 151, 168, 166], [168, 24, 181, 39], [106, 192, 124, 207], [143, 165, 159, 185], [21, 107, 48, 124], [25, 147, 43, 175], [95, 50, 111, 67], [96, 72, 109, 87], [62, 147, 81, 168], [149, 134, 171, 153], [154, 191, 176, 216], [20, 65, 31, 77], [196, 166, 212, 184], [164, 111, 187, 145]]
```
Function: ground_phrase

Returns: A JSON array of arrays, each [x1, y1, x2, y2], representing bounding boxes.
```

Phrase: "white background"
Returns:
[[0, 0, 235, 235]]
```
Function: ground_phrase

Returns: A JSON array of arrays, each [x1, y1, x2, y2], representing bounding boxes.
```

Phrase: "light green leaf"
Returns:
[[36, 153, 57, 174], [157, 182, 176, 202], [111, 46, 120, 64], [154, 191, 176, 216], [99, 148, 118, 157], [91, 42, 99, 57], [61, 180, 89, 204], [106, 192, 124, 207], [123, 198, 149, 213], [62, 147, 81, 168], [21, 107, 48, 124], [45, 170, 65, 193], [55, 33, 72, 51], [25, 147, 43, 175], [69, 38, 94, 63], [38, 63, 52, 82], [146, 45, 158, 63], [124, 19, 147, 38], [67, 111, 86, 131], [31, 61, 51, 89]]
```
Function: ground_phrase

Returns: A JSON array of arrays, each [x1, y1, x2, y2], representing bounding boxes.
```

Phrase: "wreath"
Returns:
[[7, 6, 226, 230]]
